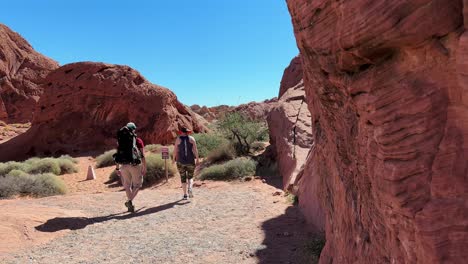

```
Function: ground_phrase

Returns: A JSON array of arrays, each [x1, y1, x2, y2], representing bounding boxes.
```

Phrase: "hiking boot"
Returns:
[[188, 188, 194, 198], [183, 194, 188, 200], [125, 200, 135, 213]]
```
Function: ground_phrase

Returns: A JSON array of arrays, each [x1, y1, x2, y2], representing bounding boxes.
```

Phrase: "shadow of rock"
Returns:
[[35, 200, 188, 232], [256, 206, 321, 264]]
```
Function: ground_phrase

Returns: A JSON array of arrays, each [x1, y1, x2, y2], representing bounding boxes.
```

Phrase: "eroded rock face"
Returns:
[[0, 24, 59, 122], [191, 99, 277, 122], [287, 0, 468, 263], [279, 56, 302, 98], [0, 62, 207, 161], [268, 56, 324, 230]]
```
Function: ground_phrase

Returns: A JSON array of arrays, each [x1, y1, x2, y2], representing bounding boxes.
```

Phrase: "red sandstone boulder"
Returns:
[[279, 56, 302, 98], [268, 56, 324, 231], [0, 24, 59, 122], [287, 0, 468, 263], [0, 62, 207, 161]]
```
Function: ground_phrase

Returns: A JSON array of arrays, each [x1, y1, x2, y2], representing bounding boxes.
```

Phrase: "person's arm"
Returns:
[[140, 147, 147, 176], [190, 137, 200, 165], [173, 137, 180, 163]]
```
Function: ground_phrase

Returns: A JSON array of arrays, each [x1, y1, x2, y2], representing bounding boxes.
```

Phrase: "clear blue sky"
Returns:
[[3, 1, 298, 107]]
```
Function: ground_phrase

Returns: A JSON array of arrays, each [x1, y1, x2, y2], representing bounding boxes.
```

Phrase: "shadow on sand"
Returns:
[[35, 200, 189, 232], [255, 206, 320, 264]]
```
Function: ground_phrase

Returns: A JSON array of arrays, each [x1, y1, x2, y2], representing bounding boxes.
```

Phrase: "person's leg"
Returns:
[[186, 164, 195, 198], [177, 163, 188, 198], [120, 166, 133, 200], [130, 165, 143, 201]]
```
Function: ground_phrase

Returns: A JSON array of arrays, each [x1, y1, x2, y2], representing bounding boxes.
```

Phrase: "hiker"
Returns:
[[114, 122, 147, 213], [173, 127, 199, 200]]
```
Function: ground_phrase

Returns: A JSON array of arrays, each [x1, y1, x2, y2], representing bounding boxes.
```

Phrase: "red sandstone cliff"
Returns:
[[287, 0, 468, 263], [267, 56, 325, 231], [0, 24, 59, 122], [0, 62, 207, 161]]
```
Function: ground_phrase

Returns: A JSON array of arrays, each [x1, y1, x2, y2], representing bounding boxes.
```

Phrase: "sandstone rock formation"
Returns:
[[191, 99, 277, 122], [287, 0, 468, 263], [278, 56, 302, 98], [0, 24, 59, 122], [0, 62, 207, 161], [268, 56, 324, 231]]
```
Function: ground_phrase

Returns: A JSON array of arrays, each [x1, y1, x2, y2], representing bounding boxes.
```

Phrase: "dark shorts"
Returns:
[[177, 163, 195, 183]]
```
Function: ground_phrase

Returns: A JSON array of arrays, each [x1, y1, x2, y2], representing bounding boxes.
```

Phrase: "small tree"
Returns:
[[218, 112, 268, 155]]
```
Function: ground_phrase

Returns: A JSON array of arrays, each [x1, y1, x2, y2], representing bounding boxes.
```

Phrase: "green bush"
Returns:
[[95, 149, 117, 168], [6, 169, 29, 177], [108, 153, 176, 188], [59, 155, 79, 164], [0, 157, 78, 177], [199, 157, 257, 180], [0, 161, 30, 176], [193, 133, 229, 158], [207, 144, 236, 164], [27, 158, 61, 175], [0, 173, 67, 198], [57, 158, 78, 174], [218, 112, 269, 155]]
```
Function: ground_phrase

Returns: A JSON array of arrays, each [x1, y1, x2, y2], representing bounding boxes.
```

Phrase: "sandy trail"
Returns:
[[0, 158, 317, 264]]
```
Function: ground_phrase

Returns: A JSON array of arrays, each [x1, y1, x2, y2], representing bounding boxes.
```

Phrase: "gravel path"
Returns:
[[1, 180, 316, 264]]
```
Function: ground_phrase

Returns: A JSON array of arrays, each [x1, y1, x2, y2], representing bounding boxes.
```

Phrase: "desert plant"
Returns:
[[59, 154, 79, 164], [27, 158, 61, 175], [206, 144, 236, 164], [0, 173, 67, 198], [95, 149, 117, 168], [56, 158, 78, 174], [0, 161, 31, 176], [193, 133, 229, 158], [6, 169, 29, 177], [199, 157, 257, 180], [218, 112, 269, 155]]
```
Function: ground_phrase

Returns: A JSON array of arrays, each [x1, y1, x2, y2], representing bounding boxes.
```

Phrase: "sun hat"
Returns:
[[179, 127, 192, 134]]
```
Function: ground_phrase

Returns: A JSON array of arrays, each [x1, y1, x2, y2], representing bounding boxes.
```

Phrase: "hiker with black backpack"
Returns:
[[113, 122, 147, 213], [173, 127, 199, 200]]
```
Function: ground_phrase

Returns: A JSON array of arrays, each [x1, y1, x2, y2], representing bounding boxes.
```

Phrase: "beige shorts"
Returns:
[[120, 164, 143, 188]]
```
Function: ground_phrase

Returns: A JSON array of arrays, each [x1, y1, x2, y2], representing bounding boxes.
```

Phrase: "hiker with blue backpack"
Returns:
[[173, 127, 199, 200], [113, 122, 147, 213]]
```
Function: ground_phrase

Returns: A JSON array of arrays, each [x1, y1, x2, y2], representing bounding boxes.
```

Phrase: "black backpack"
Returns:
[[113, 126, 142, 165]]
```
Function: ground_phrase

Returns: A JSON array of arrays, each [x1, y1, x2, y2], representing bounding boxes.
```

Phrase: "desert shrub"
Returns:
[[27, 158, 61, 175], [56, 158, 78, 174], [193, 133, 229, 158], [6, 169, 29, 177], [95, 149, 117, 168], [108, 153, 176, 187], [199, 157, 257, 180], [0, 173, 67, 198], [1, 157, 78, 177], [218, 112, 269, 155], [0, 161, 31, 176], [59, 154, 79, 164], [207, 144, 236, 164]]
